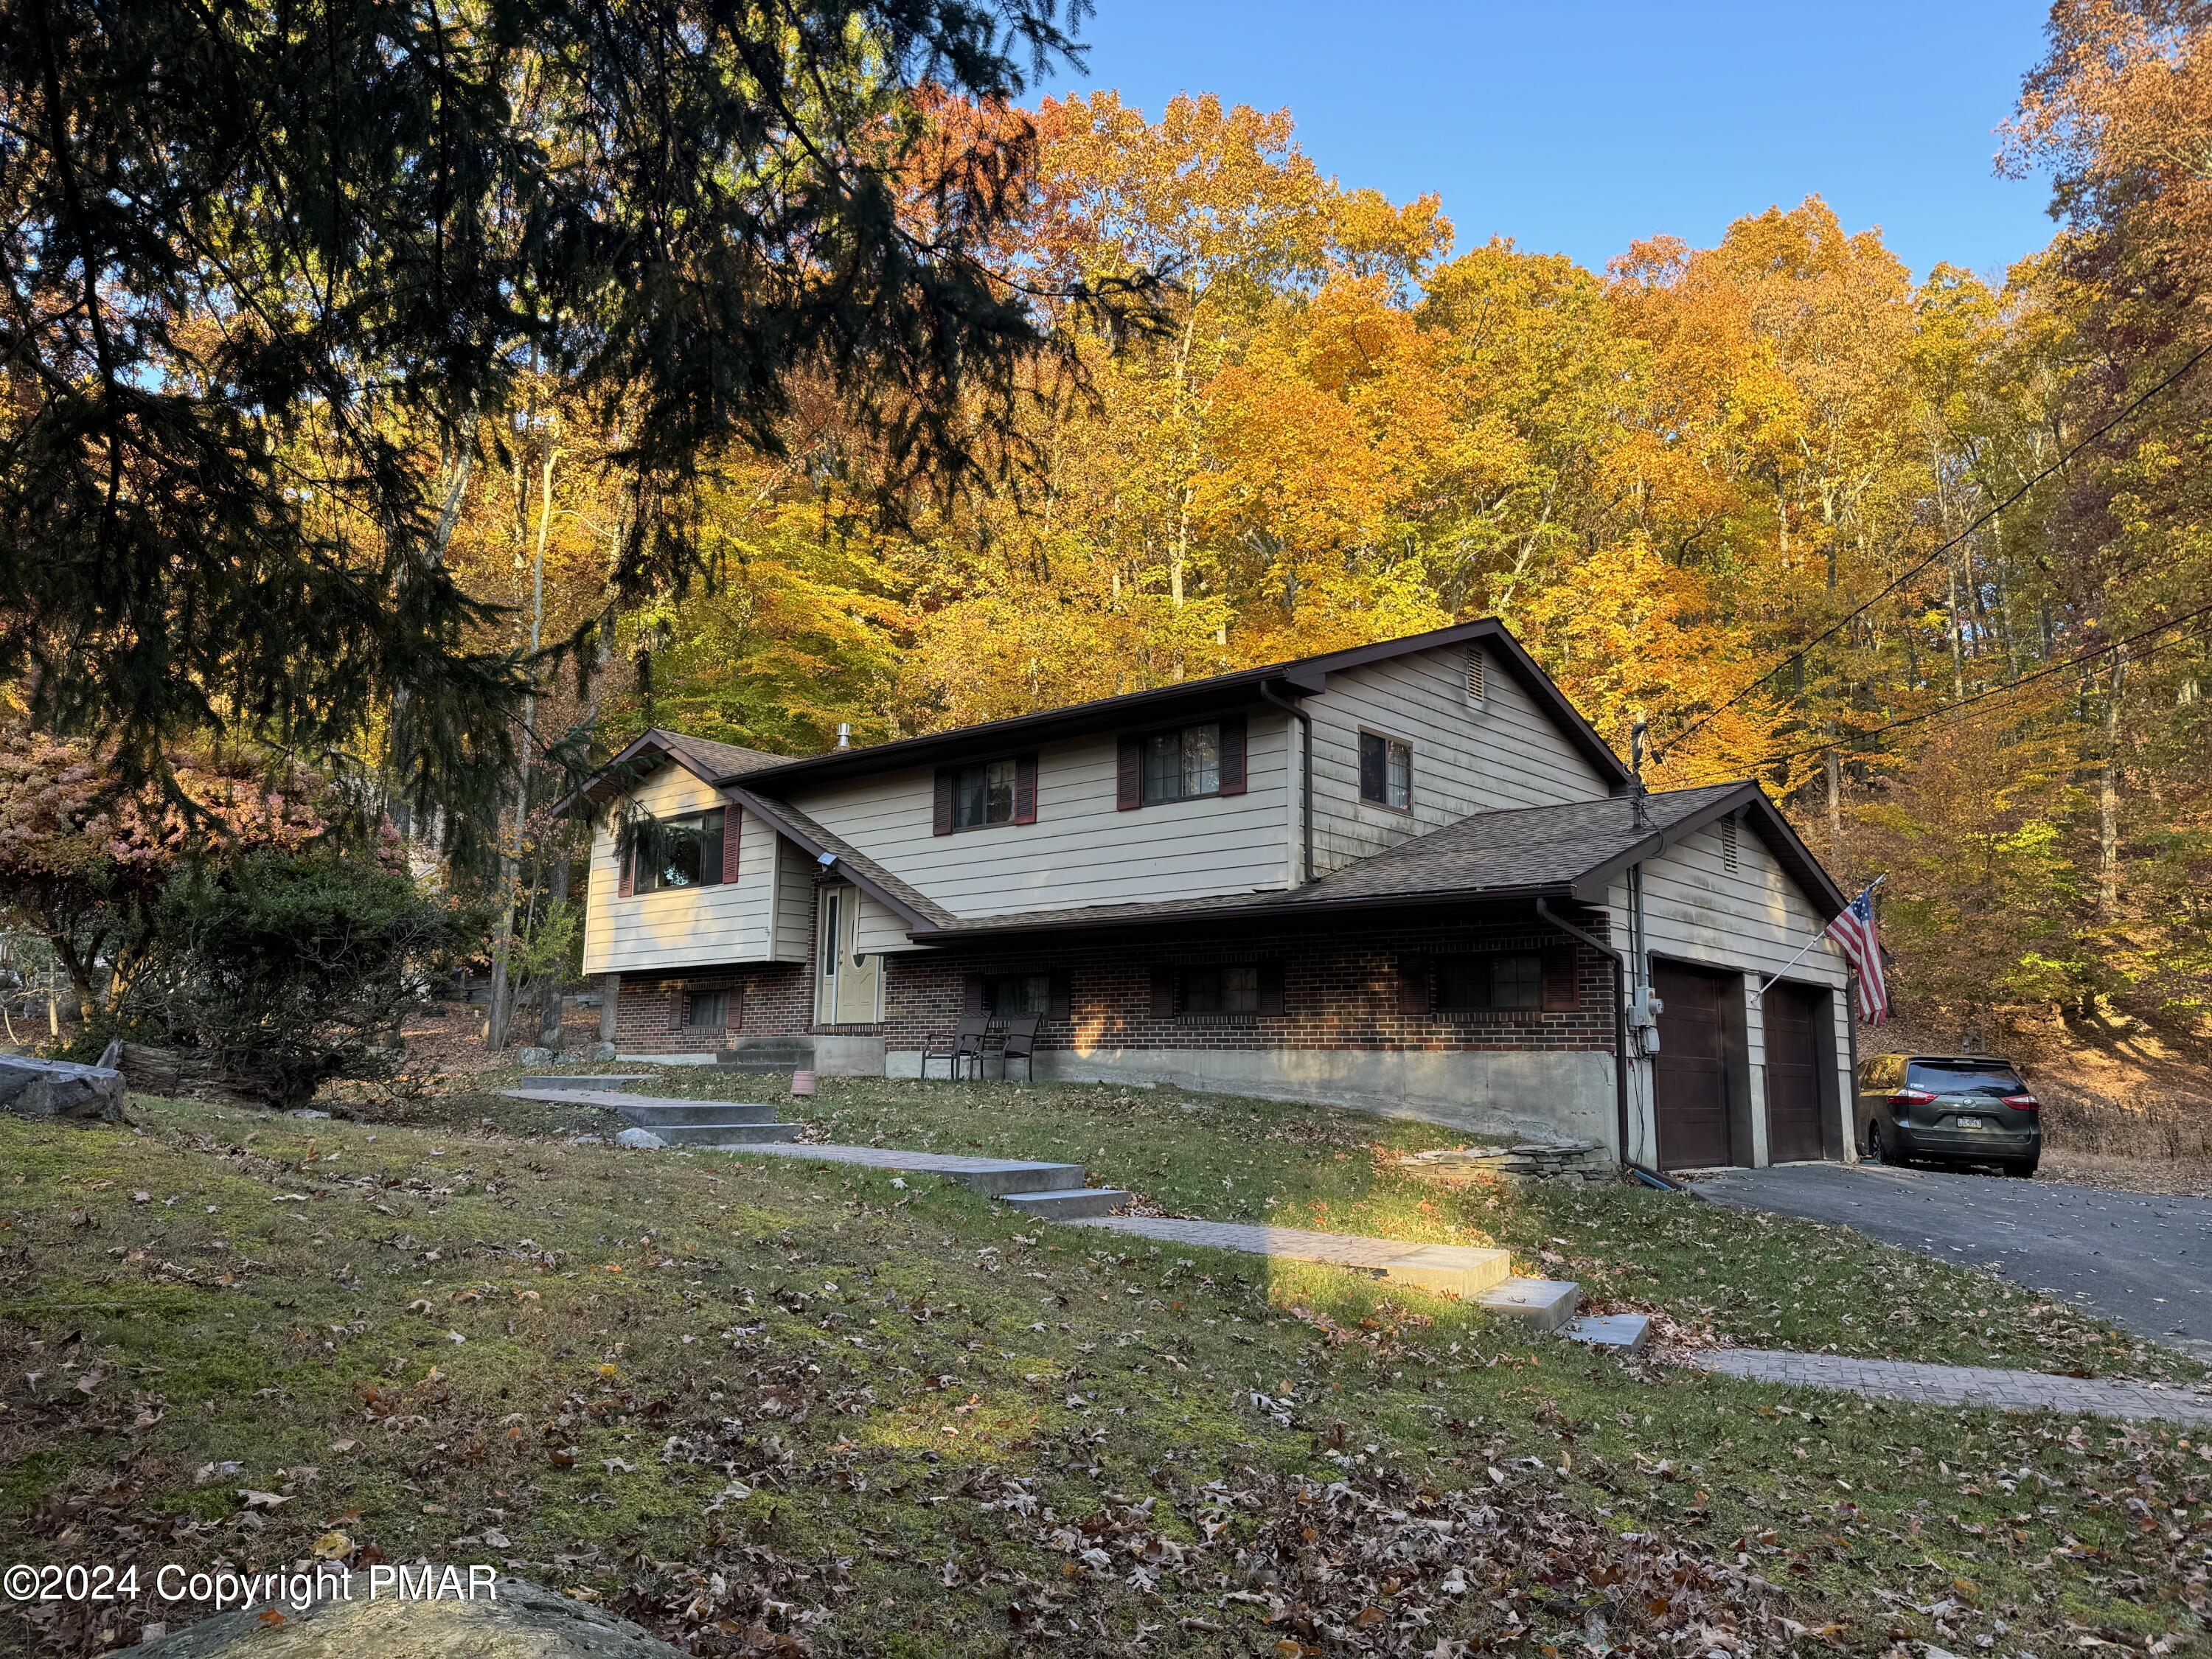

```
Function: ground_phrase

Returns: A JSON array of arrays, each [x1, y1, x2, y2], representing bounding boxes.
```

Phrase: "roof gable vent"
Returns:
[[1464, 648, 1486, 705], [1720, 816, 1740, 873]]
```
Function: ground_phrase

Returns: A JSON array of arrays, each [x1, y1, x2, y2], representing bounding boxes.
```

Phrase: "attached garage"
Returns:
[[1761, 981, 1842, 1164], [1650, 961, 1750, 1170]]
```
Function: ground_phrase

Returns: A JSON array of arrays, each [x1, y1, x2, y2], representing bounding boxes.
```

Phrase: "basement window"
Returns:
[[1435, 953, 1543, 1012], [1182, 963, 1261, 1015], [685, 990, 728, 1029], [984, 973, 1052, 1018]]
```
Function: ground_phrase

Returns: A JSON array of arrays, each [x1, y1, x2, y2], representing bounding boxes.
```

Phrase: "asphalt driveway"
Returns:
[[1691, 1163, 2212, 1360]]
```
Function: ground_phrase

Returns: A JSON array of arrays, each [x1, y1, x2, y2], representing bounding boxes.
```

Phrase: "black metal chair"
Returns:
[[920, 1015, 992, 1079], [991, 1015, 1042, 1082]]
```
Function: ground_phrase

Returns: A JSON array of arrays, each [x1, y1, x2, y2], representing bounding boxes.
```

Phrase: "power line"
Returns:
[[1658, 339, 2212, 760], [1733, 601, 2212, 772]]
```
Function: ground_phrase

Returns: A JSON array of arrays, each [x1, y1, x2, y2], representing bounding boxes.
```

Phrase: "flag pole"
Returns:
[[1760, 874, 1883, 995]]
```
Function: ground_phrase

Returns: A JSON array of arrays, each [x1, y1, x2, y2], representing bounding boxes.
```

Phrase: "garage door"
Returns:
[[1652, 964, 1736, 1169], [1762, 983, 1826, 1164]]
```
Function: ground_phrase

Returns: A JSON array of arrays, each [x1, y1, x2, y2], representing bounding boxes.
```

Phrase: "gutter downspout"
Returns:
[[1535, 897, 1632, 1169], [1259, 684, 1315, 883]]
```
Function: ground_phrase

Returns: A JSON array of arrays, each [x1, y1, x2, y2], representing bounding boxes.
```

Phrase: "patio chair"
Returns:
[[990, 1015, 1042, 1083], [920, 1015, 992, 1079]]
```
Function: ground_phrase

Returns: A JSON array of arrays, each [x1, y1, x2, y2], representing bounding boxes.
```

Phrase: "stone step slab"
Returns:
[[1062, 1215, 1514, 1298], [616, 1102, 782, 1128], [1562, 1312, 1653, 1354], [512, 1074, 650, 1091], [999, 1187, 1130, 1220], [713, 1140, 1090, 1196], [655, 1122, 804, 1147], [1477, 1276, 1582, 1332]]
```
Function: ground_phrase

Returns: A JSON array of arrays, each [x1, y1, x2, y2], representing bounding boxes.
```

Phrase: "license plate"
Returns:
[[1955, 1116, 1984, 1130]]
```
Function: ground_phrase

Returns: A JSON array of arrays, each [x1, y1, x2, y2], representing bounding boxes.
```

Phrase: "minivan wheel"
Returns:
[[2004, 1160, 2038, 1180], [1863, 1122, 1885, 1164]]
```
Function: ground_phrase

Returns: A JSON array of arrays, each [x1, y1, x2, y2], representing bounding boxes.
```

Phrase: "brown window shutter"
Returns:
[[720, 807, 740, 882], [933, 770, 956, 835], [1218, 712, 1247, 796], [667, 981, 684, 1032], [1116, 735, 1142, 810], [1541, 946, 1579, 1012], [1013, 754, 1039, 824], [961, 972, 986, 1015], [1398, 953, 1430, 1015], [1048, 969, 1071, 1020], [1149, 964, 1175, 1019], [617, 840, 634, 897], [1256, 959, 1286, 1016]]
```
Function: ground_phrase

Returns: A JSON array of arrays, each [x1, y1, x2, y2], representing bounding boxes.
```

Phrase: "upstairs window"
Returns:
[[1117, 714, 1247, 809], [955, 759, 1018, 828], [1359, 731, 1413, 811], [1144, 722, 1220, 803], [631, 809, 725, 893], [933, 754, 1037, 834]]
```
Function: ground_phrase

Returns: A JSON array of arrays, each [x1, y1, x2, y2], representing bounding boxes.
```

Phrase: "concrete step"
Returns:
[[1562, 1312, 1652, 1354], [1478, 1276, 1582, 1332], [999, 1187, 1130, 1220], [655, 1122, 804, 1147], [619, 1101, 782, 1127], [944, 1161, 1087, 1197], [514, 1074, 648, 1091], [1061, 1216, 1513, 1298], [715, 1040, 813, 1071]]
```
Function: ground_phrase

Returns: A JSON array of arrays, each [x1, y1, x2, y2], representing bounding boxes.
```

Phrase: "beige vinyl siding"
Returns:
[[1309, 644, 1614, 874], [785, 714, 1293, 919], [855, 891, 924, 955], [580, 766, 780, 975], [1612, 820, 1851, 1167], [771, 835, 814, 962]]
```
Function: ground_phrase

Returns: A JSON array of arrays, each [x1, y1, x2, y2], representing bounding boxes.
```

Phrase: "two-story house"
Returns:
[[562, 619, 1859, 1171]]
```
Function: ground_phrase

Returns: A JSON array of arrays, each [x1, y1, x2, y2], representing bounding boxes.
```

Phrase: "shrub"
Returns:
[[114, 851, 462, 1108]]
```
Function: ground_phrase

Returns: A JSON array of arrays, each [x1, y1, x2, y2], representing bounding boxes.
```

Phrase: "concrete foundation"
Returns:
[[890, 1042, 1615, 1150]]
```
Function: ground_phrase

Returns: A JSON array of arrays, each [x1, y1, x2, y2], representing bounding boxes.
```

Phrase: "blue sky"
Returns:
[[1039, 1, 2059, 283]]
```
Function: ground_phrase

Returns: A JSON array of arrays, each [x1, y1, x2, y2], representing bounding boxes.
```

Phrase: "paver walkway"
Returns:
[[1686, 1346, 2212, 1425], [1063, 1214, 1513, 1298]]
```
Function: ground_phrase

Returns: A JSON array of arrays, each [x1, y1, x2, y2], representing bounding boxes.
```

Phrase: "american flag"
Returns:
[[1829, 882, 1889, 1024]]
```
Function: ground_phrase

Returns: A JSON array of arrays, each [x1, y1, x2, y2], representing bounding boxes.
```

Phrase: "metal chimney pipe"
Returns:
[[835, 722, 851, 750]]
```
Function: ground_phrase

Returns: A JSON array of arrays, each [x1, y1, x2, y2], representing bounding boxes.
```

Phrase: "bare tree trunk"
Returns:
[[486, 442, 559, 1051], [1946, 559, 1967, 703], [538, 846, 570, 1048], [1823, 733, 1844, 863], [2098, 648, 2128, 921]]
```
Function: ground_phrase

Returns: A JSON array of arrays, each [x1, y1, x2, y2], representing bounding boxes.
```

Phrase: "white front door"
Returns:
[[815, 883, 880, 1025]]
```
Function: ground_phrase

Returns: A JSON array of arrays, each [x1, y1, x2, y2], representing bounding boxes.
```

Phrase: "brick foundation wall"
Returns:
[[611, 962, 812, 1053], [877, 917, 1616, 1055], [608, 911, 1618, 1059]]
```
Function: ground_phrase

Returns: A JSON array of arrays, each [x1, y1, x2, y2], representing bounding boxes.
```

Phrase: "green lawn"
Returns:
[[515, 1068, 2197, 1380], [1, 1088, 2203, 1658]]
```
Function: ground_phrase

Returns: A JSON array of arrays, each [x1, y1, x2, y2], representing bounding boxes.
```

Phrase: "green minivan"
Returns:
[[1855, 1053, 2042, 1178]]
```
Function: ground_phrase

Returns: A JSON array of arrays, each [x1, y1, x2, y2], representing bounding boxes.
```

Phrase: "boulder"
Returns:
[[119, 1573, 685, 1658], [613, 1126, 666, 1150], [587, 1040, 619, 1062], [0, 1055, 127, 1121], [516, 1046, 556, 1066]]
